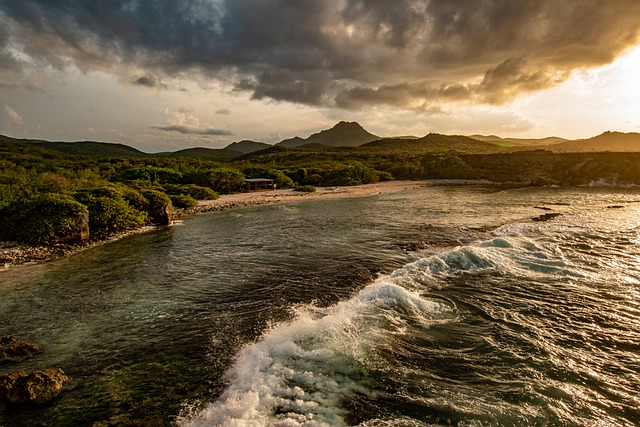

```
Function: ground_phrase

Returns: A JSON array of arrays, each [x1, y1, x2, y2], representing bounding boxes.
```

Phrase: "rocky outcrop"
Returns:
[[532, 213, 562, 222], [0, 368, 68, 404], [157, 203, 173, 225], [0, 336, 40, 360], [140, 189, 174, 225], [145, 202, 173, 225], [64, 209, 90, 242], [529, 175, 560, 186]]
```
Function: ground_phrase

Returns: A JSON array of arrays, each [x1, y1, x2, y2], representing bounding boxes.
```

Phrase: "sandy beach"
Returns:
[[179, 180, 427, 215]]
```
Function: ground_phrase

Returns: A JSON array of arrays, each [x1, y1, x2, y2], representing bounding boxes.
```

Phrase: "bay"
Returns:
[[1, 186, 639, 426]]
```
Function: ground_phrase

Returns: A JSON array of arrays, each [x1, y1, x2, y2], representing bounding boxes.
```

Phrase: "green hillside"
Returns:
[[168, 147, 243, 159], [224, 140, 271, 154], [30, 140, 147, 157], [548, 131, 640, 152], [471, 135, 568, 147], [5, 127, 640, 247], [364, 133, 503, 153]]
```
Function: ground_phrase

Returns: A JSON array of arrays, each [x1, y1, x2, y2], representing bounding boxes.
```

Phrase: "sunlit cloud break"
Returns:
[[3, 105, 24, 127]]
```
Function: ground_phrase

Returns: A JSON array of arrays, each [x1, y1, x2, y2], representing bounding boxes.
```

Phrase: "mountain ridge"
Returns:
[[277, 121, 379, 148], [0, 134, 147, 157], [471, 135, 568, 147], [547, 131, 640, 152], [3, 127, 640, 157]]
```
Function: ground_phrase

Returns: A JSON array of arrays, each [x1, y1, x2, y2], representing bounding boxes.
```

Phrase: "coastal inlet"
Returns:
[[1, 185, 640, 426]]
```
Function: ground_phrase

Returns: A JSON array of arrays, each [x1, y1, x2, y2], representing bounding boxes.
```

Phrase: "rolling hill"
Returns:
[[224, 140, 271, 154], [471, 135, 568, 147], [364, 133, 503, 153], [33, 140, 146, 157], [1, 134, 148, 157], [4, 127, 640, 161], [548, 131, 640, 152]]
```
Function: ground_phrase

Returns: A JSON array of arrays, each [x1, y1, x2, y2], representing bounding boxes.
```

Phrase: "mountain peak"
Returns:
[[277, 121, 378, 148], [333, 120, 363, 129]]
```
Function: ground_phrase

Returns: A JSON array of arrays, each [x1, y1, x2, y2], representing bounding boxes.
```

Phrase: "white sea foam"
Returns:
[[179, 277, 453, 426], [180, 234, 577, 427], [391, 234, 574, 290]]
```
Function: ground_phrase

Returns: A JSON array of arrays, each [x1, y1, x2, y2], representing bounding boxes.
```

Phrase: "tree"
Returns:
[[184, 168, 245, 194]]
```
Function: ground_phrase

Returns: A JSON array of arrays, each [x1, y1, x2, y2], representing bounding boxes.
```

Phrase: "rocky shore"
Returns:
[[1, 181, 428, 270], [1, 336, 69, 405], [1, 226, 155, 270]]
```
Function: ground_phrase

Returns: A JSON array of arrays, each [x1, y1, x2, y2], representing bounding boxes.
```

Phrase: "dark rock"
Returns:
[[532, 213, 563, 222], [147, 202, 173, 225], [530, 176, 560, 186], [156, 203, 173, 225], [0, 336, 40, 360], [0, 368, 68, 404], [58, 209, 90, 243]]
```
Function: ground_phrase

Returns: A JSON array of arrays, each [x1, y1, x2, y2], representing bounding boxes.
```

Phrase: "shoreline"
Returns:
[[0, 180, 428, 270], [0, 226, 157, 271], [177, 180, 429, 215]]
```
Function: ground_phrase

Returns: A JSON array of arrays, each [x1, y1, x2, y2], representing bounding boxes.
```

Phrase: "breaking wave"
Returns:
[[179, 229, 593, 427]]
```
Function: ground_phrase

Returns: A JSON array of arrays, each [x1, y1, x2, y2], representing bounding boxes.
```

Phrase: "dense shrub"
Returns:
[[74, 187, 148, 237], [0, 193, 88, 244], [139, 189, 173, 224], [294, 168, 308, 184], [170, 194, 198, 208], [183, 168, 245, 194], [323, 164, 366, 186], [119, 166, 183, 184], [304, 173, 323, 186], [293, 185, 316, 193], [162, 184, 219, 200], [85, 197, 148, 237]]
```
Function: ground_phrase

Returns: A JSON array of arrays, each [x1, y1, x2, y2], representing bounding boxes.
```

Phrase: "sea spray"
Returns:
[[178, 236, 568, 426], [179, 276, 456, 426], [180, 225, 635, 426]]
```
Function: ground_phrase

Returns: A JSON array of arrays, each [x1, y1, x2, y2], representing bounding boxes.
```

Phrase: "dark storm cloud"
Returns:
[[132, 74, 166, 88], [152, 125, 233, 136], [2, 0, 639, 109]]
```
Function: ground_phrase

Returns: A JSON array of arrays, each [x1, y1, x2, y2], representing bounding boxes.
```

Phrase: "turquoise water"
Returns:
[[1, 186, 640, 426]]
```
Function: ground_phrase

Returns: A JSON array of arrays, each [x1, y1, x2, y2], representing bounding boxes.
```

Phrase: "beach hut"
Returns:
[[244, 178, 275, 191]]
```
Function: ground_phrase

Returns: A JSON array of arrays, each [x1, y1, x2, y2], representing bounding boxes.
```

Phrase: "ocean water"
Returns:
[[1, 186, 639, 426]]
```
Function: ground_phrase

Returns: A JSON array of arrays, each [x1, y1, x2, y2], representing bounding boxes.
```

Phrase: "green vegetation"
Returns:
[[3, 131, 640, 247], [0, 140, 239, 244], [74, 185, 148, 238], [293, 185, 317, 193], [1, 193, 88, 244], [0, 138, 393, 245]]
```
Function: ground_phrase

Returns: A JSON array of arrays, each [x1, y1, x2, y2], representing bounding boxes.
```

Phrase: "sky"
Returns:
[[1, 0, 640, 153]]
